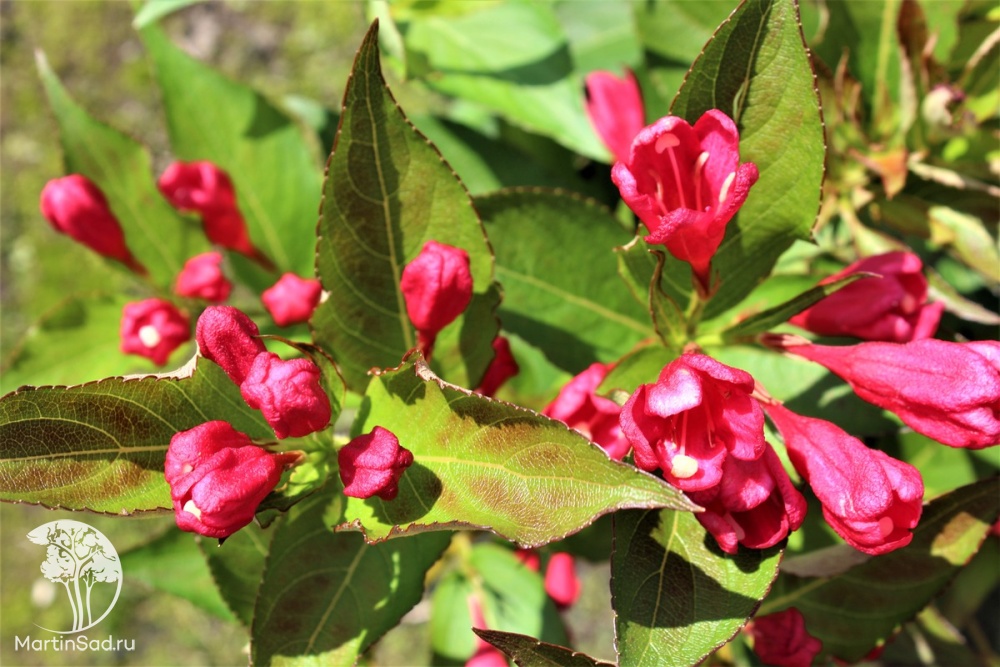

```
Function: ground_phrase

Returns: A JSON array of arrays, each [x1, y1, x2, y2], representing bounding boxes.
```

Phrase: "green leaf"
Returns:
[[612, 508, 782, 667], [140, 23, 322, 281], [0, 293, 193, 396], [312, 21, 498, 392], [132, 0, 202, 28], [430, 569, 477, 661], [37, 52, 200, 287], [340, 357, 696, 546], [0, 357, 271, 512], [201, 521, 274, 628], [479, 189, 654, 373], [761, 477, 1000, 663], [598, 344, 676, 397], [614, 237, 688, 350], [928, 205, 1000, 286], [250, 487, 450, 666], [671, 0, 825, 320], [119, 525, 235, 622], [474, 628, 615, 667]]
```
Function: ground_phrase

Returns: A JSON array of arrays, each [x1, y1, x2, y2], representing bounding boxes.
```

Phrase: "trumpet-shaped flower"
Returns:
[[545, 362, 630, 460], [338, 426, 414, 500], [241, 352, 331, 440], [174, 251, 232, 303], [261, 272, 322, 326], [400, 240, 473, 356], [195, 306, 267, 385], [120, 298, 190, 365], [585, 69, 645, 164]]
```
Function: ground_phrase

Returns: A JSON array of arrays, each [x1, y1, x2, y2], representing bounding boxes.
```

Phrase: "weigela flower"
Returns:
[[195, 305, 267, 385], [120, 298, 190, 365], [40, 174, 145, 273], [544, 362, 630, 460], [784, 339, 1000, 449], [165, 421, 300, 538], [765, 403, 924, 555], [338, 426, 414, 500], [746, 608, 823, 667], [174, 251, 232, 303], [400, 240, 473, 355], [544, 552, 581, 610], [585, 69, 645, 164], [611, 110, 759, 292], [241, 352, 332, 440], [789, 251, 943, 342], [261, 272, 323, 326], [474, 336, 519, 397], [619, 354, 766, 491]]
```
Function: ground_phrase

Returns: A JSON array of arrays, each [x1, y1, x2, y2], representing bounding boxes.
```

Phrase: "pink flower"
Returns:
[[688, 446, 807, 554], [746, 608, 823, 667], [475, 336, 519, 397], [611, 110, 759, 292], [165, 421, 301, 538], [400, 240, 473, 356], [544, 362, 630, 460], [544, 552, 581, 609], [338, 426, 414, 500], [513, 548, 541, 572], [765, 403, 924, 555], [261, 273, 322, 326], [40, 174, 145, 274], [174, 251, 232, 303], [789, 251, 943, 342], [784, 339, 1000, 449], [619, 354, 766, 491], [120, 298, 190, 365], [585, 69, 645, 164], [195, 306, 267, 385], [241, 352, 331, 439], [466, 595, 508, 667]]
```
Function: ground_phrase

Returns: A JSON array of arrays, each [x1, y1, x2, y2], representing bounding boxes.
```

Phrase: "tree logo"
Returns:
[[26, 520, 123, 634]]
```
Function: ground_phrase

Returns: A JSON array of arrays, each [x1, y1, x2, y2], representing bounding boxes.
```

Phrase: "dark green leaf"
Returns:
[[201, 521, 273, 628], [475, 628, 615, 667], [613, 508, 782, 667], [339, 357, 696, 546]]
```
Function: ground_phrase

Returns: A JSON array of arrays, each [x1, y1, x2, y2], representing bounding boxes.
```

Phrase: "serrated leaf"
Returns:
[[201, 520, 274, 628], [671, 0, 825, 320], [140, 23, 321, 281], [37, 52, 200, 287], [475, 628, 615, 667], [479, 189, 654, 373], [761, 477, 1000, 662], [339, 357, 696, 547], [312, 20, 498, 392], [0, 357, 271, 513], [613, 508, 782, 667], [250, 487, 450, 666]]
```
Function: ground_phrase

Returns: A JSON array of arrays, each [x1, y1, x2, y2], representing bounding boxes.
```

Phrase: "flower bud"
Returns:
[[544, 552, 581, 609], [174, 251, 232, 303], [338, 426, 414, 500], [195, 306, 267, 385], [585, 69, 645, 164], [120, 298, 190, 365], [474, 336, 519, 397], [544, 362, 629, 460], [165, 421, 300, 538], [746, 608, 823, 667], [241, 352, 331, 439], [40, 174, 145, 273], [400, 240, 473, 355], [789, 251, 943, 342], [261, 273, 323, 326]]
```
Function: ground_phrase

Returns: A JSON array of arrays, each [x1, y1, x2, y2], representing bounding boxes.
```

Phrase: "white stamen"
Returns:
[[718, 172, 736, 204], [725, 513, 746, 541], [670, 454, 699, 479], [138, 325, 162, 349], [182, 500, 202, 520], [649, 169, 669, 216], [181, 464, 194, 474], [694, 151, 710, 211], [655, 133, 681, 152], [878, 517, 895, 538]]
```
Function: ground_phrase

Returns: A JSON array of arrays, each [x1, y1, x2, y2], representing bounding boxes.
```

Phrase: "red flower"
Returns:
[[585, 69, 645, 164], [338, 426, 414, 500], [466, 594, 509, 667], [784, 339, 1000, 449], [765, 403, 924, 555], [619, 354, 766, 491], [400, 240, 473, 356], [688, 445, 806, 554], [746, 608, 823, 667], [261, 273, 323, 326], [513, 548, 541, 572], [241, 352, 331, 439], [544, 552, 581, 609], [120, 298, 190, 365], [40, 174, 145, 273], [195, 306, 267, 385], [165, 421, 300, 538], [544, 362, 630, 460], [174, 251, 232, 303], [475, 336, 519, 397], [789, 251, 943, 342], [611, 110, 759, 292]]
